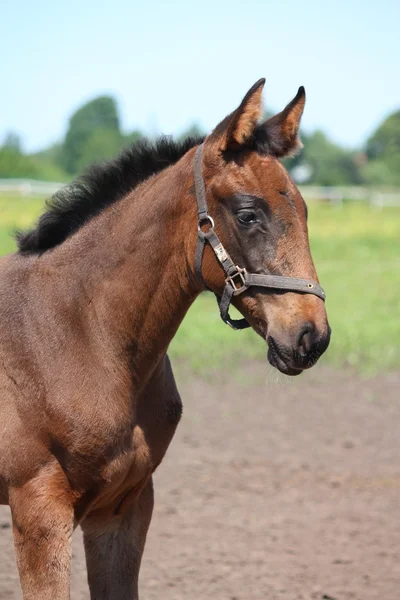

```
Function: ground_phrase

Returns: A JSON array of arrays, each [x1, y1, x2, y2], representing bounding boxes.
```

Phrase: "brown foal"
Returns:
[[0, 79, 330, 599]]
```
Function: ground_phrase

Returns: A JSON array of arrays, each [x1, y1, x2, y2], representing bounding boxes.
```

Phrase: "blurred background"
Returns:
[[0, 1, 399, 599]]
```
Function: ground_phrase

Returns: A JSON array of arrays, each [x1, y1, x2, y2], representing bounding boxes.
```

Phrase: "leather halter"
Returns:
[[193, 143, 326, 330]]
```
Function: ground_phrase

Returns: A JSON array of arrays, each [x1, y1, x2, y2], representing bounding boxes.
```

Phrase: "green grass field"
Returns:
[[0, 195, 399, 374]]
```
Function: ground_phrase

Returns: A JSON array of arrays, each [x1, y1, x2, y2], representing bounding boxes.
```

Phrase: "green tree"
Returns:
[[61, 96, 121, 174], [122, 129, 144, 147], [0, 132, 34, 178], [177, 123, 205, 142], [75, 128, 122, 173], [34, 142, 64, 166], [0, 147, 38, 178], [2, 131, 22, 152], [32, 143, 69, 181], [365, 110, 400, 185], [295, 130, 362, 186]]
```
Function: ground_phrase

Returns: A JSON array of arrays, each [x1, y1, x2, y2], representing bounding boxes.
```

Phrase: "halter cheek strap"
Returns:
[[193, 144, 326, 330]]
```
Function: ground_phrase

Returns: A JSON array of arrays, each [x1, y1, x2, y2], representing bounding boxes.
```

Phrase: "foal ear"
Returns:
[[256, 86, 306, 157], [209, 78, 265, 151]]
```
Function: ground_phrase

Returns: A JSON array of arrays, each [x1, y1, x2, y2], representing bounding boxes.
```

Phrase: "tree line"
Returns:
[[1, 95, 399, 186]]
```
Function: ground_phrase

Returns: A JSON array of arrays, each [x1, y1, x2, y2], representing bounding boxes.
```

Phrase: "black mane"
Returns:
[[17, 135, 204, 255]]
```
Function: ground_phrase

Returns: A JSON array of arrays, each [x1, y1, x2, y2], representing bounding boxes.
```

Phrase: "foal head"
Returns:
[[197, 79, 330, 375]]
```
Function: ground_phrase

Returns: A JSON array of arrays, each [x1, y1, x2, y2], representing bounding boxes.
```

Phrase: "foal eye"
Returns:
[[237, 210, 257, 225]]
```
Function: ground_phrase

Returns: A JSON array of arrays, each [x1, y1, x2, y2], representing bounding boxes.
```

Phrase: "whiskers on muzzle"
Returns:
[[267, 324, 331, 376]]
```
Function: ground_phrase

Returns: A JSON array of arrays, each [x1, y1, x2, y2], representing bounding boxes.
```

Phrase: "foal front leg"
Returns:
[[9, 465, 74, 600], [82, 477, 154, 600]]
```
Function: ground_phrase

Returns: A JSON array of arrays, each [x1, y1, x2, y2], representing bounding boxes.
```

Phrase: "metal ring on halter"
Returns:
[[197, 215, 215, 232]]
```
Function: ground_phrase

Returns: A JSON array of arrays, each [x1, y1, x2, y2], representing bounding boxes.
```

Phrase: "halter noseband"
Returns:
[[193, 143, 326, 330]]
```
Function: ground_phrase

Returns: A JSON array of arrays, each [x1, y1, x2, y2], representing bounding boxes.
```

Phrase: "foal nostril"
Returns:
[[296, 322, 316, 355]]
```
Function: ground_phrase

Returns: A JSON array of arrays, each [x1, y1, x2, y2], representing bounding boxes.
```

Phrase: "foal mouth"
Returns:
[[267, 336, 304, 377]]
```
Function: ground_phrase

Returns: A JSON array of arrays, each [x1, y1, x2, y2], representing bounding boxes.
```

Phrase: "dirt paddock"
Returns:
[[0, 364, 399, 599]]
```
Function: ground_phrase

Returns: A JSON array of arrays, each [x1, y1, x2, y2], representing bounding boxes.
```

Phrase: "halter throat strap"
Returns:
[[193, 144, 326, 330]]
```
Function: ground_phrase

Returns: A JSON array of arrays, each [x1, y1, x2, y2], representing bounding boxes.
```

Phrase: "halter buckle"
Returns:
[[226, 266, 248, 295]]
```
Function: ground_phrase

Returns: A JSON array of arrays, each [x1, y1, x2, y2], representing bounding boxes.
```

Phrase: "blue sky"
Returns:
[[1, 0, 399, 152]]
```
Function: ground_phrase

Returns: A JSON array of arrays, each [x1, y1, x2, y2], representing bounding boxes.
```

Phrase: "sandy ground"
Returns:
[[0, 364, 399, 599]]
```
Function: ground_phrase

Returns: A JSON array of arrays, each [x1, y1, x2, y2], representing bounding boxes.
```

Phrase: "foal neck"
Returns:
[[46, 148, 200, 386]]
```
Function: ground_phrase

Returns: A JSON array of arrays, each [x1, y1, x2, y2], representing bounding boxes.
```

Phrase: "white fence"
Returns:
[[0, 179, 65, 197], [1, 179, 400, 208], [299, 185, 400, 208]]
